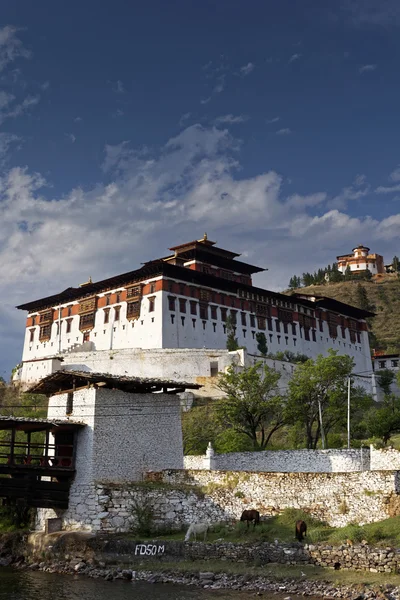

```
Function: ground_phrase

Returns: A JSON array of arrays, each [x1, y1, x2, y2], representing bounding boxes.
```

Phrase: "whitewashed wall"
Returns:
[[184, 448, 371, 473]]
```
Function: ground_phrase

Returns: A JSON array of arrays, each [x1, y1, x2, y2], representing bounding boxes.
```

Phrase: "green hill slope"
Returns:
[[286, 274, 400, 353]]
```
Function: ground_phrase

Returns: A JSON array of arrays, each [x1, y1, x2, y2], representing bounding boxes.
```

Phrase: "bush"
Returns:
[[130, 497, 154, 536]]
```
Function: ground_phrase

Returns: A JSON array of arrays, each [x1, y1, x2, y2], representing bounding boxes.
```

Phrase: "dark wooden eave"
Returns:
[[290, 293, 376, 319], [0, 416, 85, 433], [27, 370, 201, 396]]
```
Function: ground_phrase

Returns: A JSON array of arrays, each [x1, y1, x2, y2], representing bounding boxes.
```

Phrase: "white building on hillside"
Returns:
[[337, 244, 384, 275], [15, 235, 375, 395]]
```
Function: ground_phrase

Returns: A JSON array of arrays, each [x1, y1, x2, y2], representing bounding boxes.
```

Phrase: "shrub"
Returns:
[[130, 497, 154, 536]]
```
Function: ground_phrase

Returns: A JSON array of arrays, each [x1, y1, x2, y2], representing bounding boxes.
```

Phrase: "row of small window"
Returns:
[[378, 360, 399, 369]]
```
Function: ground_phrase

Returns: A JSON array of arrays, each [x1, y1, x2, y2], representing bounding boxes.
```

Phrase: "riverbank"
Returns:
[[2, 532, 400, 599]]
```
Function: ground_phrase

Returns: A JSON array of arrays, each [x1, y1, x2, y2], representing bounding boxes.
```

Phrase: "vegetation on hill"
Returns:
[[287, 273, 400, 353]]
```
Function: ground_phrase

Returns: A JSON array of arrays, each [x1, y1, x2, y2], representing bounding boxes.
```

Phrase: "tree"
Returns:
[[256, 332, 268, 356], [355, 283, 371, 311], [225, 315, 239, 352], [376, 369, 396, 397], [392, 256, 400, 273], [216, 363, 286, 450], [181, 404, 222, 455], [344, 265, 352, 281], [365, 394, 400, 445], [285, 350, 373, 449]]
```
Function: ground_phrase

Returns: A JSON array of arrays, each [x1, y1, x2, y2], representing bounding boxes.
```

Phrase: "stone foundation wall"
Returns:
[[36, 467, 400, 533], [371, 447, 400, 471]]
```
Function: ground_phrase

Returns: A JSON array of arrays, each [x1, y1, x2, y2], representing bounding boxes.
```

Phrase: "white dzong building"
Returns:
[[16, 235, 374, 394]]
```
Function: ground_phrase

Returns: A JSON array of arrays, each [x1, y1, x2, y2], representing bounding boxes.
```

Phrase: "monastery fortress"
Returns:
[[15, 234, 374, 396]]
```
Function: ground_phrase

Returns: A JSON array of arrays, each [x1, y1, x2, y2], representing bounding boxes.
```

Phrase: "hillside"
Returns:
[[286, 273, 400, 353]]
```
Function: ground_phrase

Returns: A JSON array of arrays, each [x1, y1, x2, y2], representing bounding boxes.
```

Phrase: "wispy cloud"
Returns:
[[213, 75, 225, 93], [276, 128, 292, 135], [3, 95, 40, 122], [112, 108, 124, 118], [200, 96, 211, 105], [179, 112, 192, 126], [288, 53, 302, 63], [214, 114, 249, 125], [359, 63, 377, 73], [65, 133, 76, 143], [239, 62, 255, 76], [0, 132, 21, 166], [266, 116, 280, 124], [390, 166, 400, 182], [0, 26, 31, 72], [40, 81, 50, 91], [376, 183, 400, 194], [111, 79, 125, 94], [342, 0, 400, 27], [74, 116, 83, 123]]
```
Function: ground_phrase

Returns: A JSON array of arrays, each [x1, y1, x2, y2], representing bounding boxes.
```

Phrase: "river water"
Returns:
[[0, 568, 320, 600]]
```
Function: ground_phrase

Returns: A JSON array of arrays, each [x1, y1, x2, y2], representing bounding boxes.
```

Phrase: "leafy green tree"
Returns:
[[376, 369, 396, 397], [286, 350, 373, 449], [216, 363, 286, 450], [392, 256, 400, 273], [181, 404, 222, 455], [365, 394, 400, 445], [256, 332, 268, 356], [225, 315, 239, 352]]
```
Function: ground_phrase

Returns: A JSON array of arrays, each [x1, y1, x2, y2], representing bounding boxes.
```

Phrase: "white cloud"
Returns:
[[0, 94, 40, 125], [276, 128, 292, 135], [375, 183, 400, 194], [0, 132, 21, 165], [0, 26, 31, 72], [113, 79, 125, 93], [286, 192, 327, 209], [214, 114, 248, 125], [342, 1, 400, 27], [65, 133, 76, 143], [112, 108, 124, 118], [179, 112, 191, 126], [74, 116, 83, 123], [213, 75, 225, 93], [40, 81, 50, 91], [2, 123, 400, 375], [239, 62, 255, 76], [266, 116, 280, 124], [390, 165, 400, 182], [359, 64, 377, 73], [288, 53, 302, 63], [200, 96, 211, 105]]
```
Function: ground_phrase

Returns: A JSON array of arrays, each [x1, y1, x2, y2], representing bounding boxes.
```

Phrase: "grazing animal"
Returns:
[[295, 520, 307, 542], [240, 509, 260, 528], [184, 522, 209, 542]]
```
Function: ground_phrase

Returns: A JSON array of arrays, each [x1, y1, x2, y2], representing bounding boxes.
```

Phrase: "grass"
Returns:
[[131, 508, 400, 547]]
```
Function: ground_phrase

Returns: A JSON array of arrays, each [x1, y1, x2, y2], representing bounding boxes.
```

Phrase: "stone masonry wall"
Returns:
[[36, 467, 400, 533], [370, 447, 400, 471], [184, 448, 371, 473]]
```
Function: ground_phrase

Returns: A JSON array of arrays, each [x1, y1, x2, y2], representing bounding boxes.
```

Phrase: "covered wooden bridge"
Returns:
[[0, 416, 84, 509]]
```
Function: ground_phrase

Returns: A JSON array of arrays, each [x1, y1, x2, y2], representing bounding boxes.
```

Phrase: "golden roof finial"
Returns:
[[203, 232, 207, 241]]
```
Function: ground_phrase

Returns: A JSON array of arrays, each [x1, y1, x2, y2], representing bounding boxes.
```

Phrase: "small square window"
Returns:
[[168, 296, 176, 311]]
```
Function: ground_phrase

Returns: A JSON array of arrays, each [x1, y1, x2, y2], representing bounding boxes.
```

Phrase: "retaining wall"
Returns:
[[36, 467, 400, 533]]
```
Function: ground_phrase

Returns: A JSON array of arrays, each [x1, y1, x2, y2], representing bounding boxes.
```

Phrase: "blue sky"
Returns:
[[1, 0, 400, 377]]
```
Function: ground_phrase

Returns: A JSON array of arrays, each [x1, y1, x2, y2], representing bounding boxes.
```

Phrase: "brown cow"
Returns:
[[295, 520, 307, 542]]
